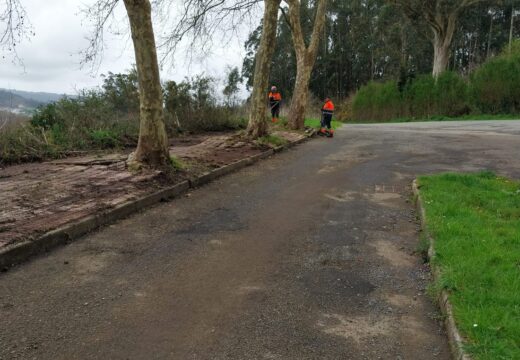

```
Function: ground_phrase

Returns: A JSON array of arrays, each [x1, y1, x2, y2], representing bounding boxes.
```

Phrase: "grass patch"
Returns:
[[304, 118, 342, 129], [169, 156, 186, 171], [346, 113, 520, 124], [257, 135, 288, 148], [418, 171, 520, 359]]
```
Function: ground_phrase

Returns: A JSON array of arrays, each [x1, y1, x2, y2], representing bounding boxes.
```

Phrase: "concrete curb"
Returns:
[[412, 180, 472, 360], [0, 134, 312, 270]]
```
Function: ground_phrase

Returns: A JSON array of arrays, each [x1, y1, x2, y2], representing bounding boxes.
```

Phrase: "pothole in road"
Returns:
[[305, 246, 356, 269], [316, 313, 392, 344], [369, 237, 416, 268]]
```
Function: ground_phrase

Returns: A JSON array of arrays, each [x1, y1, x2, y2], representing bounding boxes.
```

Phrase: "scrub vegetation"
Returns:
[[0, 71, 246, 165], [351, 43, 520, 122]]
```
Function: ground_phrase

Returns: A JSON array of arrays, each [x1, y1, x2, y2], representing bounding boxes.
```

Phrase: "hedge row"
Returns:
[[351, 42, 520, 122]]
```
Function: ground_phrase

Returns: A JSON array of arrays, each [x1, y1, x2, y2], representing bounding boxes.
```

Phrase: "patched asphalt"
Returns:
[[1, 120, 519, 359]]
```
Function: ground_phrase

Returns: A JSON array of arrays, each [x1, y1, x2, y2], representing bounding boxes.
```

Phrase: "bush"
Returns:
[[352, 72, 469, 122], [352, 81, 402, 122], [404, 72, 469, 118], [435, 71, 469, 116], [1, 71, 247, 165], [469, 41, 520, 114], [164, 75, 247, 133]]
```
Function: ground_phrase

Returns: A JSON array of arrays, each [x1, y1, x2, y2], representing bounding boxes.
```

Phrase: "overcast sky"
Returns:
[[0, 0, 254, 95]]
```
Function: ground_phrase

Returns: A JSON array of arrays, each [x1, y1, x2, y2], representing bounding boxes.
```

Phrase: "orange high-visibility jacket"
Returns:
[[268, 92, 282, 103], [322, 100, 335, 115]]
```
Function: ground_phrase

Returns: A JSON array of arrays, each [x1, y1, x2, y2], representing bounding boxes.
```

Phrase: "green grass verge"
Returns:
[[304, 118, 342, 129], [169, 156, 186, 171], [348, 113, 520, 124], [418, 172, 520, 359], [257, 135, 288, 148]]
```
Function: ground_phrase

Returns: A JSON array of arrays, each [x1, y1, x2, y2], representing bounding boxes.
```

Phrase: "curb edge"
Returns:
[[412, 179, 472, 360], [0, 136, 308, 270]]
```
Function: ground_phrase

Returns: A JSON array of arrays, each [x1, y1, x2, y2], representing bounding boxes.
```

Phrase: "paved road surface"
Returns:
[[1, 121, 519, 359]]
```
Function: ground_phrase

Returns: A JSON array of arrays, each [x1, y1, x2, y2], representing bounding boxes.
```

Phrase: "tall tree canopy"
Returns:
[[243, 0, 519, 100], [388, 0, 488, 76]]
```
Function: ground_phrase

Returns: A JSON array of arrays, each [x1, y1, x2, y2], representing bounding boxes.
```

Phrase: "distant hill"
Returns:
[[0, 89, 72, 116], [0, 90, 41, 109], [1, 89, 69, 104]]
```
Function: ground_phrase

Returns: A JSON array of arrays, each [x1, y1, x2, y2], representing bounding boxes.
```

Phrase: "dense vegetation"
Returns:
[[243, 0, 520, 100], [351, 42, 520, 122], [418, 172, 520, 360], [0, 71, 246, 165]]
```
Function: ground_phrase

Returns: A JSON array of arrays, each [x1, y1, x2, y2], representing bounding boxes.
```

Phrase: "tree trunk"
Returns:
[[123, 0, 169, 168], [431, 19, 456, 77], [509, 5, 515, 54], [289, 61, 313, 129], [287, 0, 328, 130], [432, 40, 450, 77], [486, 13, 493, 59], [246, 0, 281, 139]]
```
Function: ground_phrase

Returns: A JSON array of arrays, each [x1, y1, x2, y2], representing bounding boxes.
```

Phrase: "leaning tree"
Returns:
[[246, 0, 282, 138], [284, 0, 328, 130], [85, 0, 170, 168], [389, 0, 487, 76]]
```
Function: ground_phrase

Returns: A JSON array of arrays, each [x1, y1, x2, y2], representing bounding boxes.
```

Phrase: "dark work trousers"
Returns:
[[271, 102, 280, 118], [322, 113, 333, 129]]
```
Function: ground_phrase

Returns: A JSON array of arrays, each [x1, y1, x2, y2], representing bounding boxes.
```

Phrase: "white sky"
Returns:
[[0, 0, 256, 95]]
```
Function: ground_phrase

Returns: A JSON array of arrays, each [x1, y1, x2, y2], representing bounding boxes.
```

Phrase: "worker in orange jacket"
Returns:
[[320, 97, 335, 137], [268, 86, 282, 123]]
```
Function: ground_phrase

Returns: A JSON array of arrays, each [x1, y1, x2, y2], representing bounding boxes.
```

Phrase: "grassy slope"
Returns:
[[418, 172, 520, 359], [304, 118, 342, 129]]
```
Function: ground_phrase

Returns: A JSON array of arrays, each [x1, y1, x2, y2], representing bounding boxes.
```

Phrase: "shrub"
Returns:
[[403, 74, 436, 118], [352, 81, 402, 122], [404, 72, 469, 118], [90, 129, 120, 148], [1, 71, 248, 165], [164, 75, 247, 133], [469, 41, 520, 114], [435, 71, 469, 116], [352, 71, 469, 122]]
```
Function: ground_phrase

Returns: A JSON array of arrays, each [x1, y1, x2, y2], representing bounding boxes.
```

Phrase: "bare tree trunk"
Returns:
[[124, 0, 169, 168], [289, 61, 313, 129], [432, 40, 450, 76], [431, 15, 457, 77], [287, 0, 328, 130], [246, 0, 281, 139], [487, 13, 493, 59]]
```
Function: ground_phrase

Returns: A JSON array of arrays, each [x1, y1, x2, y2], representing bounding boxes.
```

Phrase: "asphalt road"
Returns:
[[1, 121, 519, 360]]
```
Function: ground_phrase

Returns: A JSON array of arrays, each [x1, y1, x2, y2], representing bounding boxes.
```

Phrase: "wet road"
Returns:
[[1, 121, 519, 359]]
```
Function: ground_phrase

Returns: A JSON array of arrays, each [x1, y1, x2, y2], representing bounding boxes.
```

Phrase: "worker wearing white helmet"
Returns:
[[268, 86, 282, 123]]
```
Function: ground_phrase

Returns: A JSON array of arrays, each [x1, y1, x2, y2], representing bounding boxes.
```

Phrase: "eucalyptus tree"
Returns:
[[388, 0, 488, 76]]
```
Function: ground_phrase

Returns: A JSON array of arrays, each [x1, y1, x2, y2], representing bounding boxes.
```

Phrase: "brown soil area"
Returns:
[[0, 130, 305, 252]]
